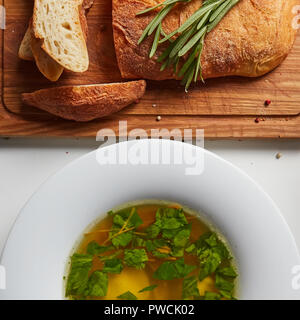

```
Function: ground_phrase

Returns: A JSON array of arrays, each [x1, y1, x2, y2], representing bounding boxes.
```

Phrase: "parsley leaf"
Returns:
[[182, 276, 200, 299], [174, 225, 191, 247], [152, 251, 170, 259], [117, 291, 138, 300], [154, 208, 189, 240], [193, 232, 232, 281], [153, 258, 196, 280], [145, 240, 156, 252], [139, 284, 158, 293], [185, 243, 196, 254], [156, 207, 188, 229], [84, 271, 108, 297], [99, 250, 122, 261], [132, 236, 146, 247], [86, 241, 113, 255], [198, 250, 222, 281], [215, 273, 235, 292], [66, 253, 93, 297], [111, 231, 133, 248], [109, 207, 143, 248], [171, 246, 185, 257], [145, 224, 160, 239], [217, 266, 237, 278], [103, 258, 123, 274], [124, 249, 148, 269], [204, 291, 222, 300], [114, 207, 143, 229]]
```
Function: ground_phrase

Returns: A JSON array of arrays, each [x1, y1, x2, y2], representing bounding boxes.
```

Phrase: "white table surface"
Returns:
[[0, 138, 300, 257]]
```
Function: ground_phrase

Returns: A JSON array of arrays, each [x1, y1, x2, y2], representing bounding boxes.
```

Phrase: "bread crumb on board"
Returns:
[[275, 152, 282, 159]]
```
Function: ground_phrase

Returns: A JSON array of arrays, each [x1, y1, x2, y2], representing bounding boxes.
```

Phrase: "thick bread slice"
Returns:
[[19, 3, 90, 81], [29, 6, 87, 81], [33, 0, 89, 72], [18, 0, 93, 62], [18, 26, 34, 61], [30, 28, 64, 82], [112, 0, 298, 80], [22, 80, 147, 121]]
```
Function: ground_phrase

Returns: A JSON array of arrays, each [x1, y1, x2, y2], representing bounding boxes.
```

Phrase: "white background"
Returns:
[[0, 138, 299, 256]]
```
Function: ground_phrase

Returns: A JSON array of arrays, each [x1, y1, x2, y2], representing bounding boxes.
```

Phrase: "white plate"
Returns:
[[0, 139, 299, 300]]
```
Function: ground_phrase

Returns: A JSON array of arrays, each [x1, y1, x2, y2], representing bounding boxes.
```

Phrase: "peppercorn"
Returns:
[[265, 100, 271, 106]]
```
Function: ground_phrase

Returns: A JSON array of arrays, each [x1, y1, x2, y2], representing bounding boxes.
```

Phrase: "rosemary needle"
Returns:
[[207, 0, 240, 32], [150, 23, 162, 58], [178, 26, 207, 57], [137, 0, 241, 90]]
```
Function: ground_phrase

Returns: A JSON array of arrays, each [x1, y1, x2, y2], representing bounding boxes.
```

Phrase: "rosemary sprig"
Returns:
[[137, 0, 240, 91]]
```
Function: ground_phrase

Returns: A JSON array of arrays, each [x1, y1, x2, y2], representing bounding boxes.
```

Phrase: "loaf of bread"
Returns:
[[22, 80, 147, 121], [33, 0, 89, 72], [112, 0, 298, 80]]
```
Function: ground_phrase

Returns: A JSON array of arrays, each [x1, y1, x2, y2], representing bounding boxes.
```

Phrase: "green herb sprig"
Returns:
[[137, 0, 240, 91]]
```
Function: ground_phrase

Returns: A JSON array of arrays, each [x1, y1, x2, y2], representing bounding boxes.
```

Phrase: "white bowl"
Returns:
[[0, 139, 299, 300]]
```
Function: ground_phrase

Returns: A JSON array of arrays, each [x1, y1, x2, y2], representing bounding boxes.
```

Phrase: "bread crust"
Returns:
[[30, 20, 64, 82], [18, 24, 34, 61], [22, 80, 147, 121], [112, 0, 299, 80]]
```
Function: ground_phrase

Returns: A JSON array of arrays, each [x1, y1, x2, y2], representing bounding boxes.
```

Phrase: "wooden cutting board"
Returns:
[[1, 0, 300, 138]]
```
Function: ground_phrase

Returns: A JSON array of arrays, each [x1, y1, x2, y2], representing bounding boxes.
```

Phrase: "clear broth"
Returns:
[[74, 204, 224, 300]]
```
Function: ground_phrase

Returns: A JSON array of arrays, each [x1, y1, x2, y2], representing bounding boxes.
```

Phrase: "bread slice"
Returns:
[[18, 0, 93, 62], [33, 0, 89, 72], [113, 0, 298, 80], [18, 26, 34, 61], [31, 6, 88, 81], [22, 80, 147, 121], [30, 27, 64, 82]]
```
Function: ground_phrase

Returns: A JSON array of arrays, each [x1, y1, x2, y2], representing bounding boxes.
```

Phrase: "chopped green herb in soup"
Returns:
[[65, 203, 238, 300]]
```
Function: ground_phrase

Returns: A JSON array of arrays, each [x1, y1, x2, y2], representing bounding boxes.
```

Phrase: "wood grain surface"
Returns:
[[1, 0, 300, 138]]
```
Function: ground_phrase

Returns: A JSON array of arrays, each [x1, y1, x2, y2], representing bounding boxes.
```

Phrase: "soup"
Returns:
[[65, 202, 238, 300]]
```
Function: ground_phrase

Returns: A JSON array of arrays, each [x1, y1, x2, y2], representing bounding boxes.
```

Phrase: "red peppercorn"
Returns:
[[255, 118, 260, 123], [265, 100, 271, 106]]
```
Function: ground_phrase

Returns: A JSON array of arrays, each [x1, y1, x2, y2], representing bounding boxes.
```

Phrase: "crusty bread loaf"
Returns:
[[33, 0, 89, 72], [112, 0, 298, 80], [22, 80, 147, 121], [18, 25, 34, 61]]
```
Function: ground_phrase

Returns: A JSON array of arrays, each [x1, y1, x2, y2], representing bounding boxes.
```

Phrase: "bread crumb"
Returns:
[[156, 116, 161, 121]]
